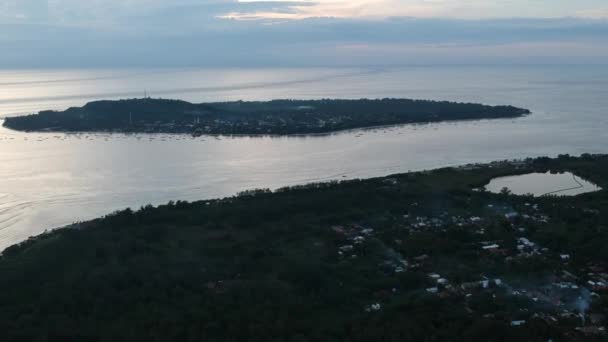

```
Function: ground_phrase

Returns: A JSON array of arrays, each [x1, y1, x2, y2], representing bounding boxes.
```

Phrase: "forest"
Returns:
[[2, 98, 530, 135], [0, 154, 607, 341]]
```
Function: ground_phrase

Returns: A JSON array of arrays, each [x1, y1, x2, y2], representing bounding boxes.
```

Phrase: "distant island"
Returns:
[[2, 98, 530, 135], [1, 154, 607, 341]]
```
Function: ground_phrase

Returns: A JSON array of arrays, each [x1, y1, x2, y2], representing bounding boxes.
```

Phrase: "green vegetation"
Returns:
[[1, 154, 607, 341], [2, 98, 530, 135]]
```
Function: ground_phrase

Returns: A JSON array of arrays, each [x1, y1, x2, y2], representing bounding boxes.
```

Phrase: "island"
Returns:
[[2, 98, 530, 135], [1, 154, 607, 341]]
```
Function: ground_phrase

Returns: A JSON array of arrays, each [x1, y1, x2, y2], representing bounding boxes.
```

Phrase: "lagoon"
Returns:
[[485, 172, 601, 197]]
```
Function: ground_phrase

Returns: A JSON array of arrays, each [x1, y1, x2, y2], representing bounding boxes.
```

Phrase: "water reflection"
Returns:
[[485, 172, 601, 197], [0, 65, 608, 250]]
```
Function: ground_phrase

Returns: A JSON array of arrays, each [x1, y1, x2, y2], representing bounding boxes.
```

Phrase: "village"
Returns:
[[329, 193, 607, 338]]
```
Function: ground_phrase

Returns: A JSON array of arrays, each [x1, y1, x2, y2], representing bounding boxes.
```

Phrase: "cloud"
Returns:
[[0, 1, 607, 67], [221, 0, 455, 20], [221, 0, 608, 20], [577, 8, 608, 19], [1, 16, 607, 67], [3, 0, 608, 26]]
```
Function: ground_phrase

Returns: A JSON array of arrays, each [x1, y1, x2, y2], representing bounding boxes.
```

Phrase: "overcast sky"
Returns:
[[1, 0, 607, 67]]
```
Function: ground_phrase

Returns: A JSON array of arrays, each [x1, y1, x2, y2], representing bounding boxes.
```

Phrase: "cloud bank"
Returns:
[[0, 0, 607, 67]]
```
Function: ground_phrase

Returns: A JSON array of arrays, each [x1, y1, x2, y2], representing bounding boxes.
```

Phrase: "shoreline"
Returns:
[[0, 112, 531, 139], [2, 153, 607, 340], [1, 97, 531, 137], [1, 153, 591, 253]]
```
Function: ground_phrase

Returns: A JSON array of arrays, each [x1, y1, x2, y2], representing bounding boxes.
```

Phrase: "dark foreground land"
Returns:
[[2, 98, 530, 135], [2, 154, 608, 341]]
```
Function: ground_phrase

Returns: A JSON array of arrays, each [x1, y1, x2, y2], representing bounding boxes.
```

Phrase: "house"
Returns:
[[518, 237, 534, 247], [510, 320, 526, 327], [339, 245, 354, 252], [365, 303, 382, 312], [361, 228, 374, 235], [383, 178, 398, 185], [415, 254, 430, 262], [353, 236, 365, 244], [505, 212, 519, 220]]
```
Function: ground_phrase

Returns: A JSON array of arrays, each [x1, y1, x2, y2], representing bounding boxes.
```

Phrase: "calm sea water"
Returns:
[[0, 65, 607, 250]]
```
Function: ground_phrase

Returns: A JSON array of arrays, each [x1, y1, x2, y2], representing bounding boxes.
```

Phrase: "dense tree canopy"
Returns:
[[0, 155, 606, 341], [2, 98, 530, 135]]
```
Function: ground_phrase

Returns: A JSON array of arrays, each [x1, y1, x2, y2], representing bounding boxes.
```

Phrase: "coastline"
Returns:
[[1, 153, 591, 253], [1, 97, 531, 136], [2, 154, 607, 340], [0, 111, 531, 138]]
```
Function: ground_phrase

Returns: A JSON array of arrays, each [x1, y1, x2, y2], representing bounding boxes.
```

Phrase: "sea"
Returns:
[[0, 65, 607, 250]]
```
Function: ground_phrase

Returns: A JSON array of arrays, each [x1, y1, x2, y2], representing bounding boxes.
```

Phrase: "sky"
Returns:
[[1, 0, 607, 67]]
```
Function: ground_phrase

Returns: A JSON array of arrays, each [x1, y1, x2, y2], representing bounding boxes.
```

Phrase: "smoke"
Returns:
[[575, 288, 591, 325]]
